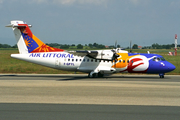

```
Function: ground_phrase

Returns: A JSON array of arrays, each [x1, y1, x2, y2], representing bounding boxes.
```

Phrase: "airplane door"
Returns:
[[55, 58, 61, 68]]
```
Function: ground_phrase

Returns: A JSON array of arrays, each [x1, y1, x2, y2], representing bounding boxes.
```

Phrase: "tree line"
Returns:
[[46, 43, 108, 49], [0, 44, 17, 48], [0, 43, 179, 49], [132, 43, 179, 49]]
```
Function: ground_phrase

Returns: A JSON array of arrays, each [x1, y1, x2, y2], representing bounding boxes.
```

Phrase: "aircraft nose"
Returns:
[[168, 63, 176, 71], [165, 62, 176, 72]]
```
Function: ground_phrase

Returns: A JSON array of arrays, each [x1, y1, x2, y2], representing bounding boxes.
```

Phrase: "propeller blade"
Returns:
[[115, 40, 117, 49]]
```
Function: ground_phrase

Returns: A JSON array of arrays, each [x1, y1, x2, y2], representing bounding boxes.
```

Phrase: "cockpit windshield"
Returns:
[[153, 57, 166, 62]]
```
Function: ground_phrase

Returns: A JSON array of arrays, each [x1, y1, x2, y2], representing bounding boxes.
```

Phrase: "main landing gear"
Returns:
[[159, 73, 164, 78], [88, 72, 104, 78]]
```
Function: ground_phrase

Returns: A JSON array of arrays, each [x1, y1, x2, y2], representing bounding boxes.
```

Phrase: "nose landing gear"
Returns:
[[159, 73, 164, 78]]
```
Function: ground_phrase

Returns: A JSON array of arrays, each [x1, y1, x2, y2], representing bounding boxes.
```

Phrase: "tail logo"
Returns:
[[22, 33, 39, 53], [18, 24, 64, 53]]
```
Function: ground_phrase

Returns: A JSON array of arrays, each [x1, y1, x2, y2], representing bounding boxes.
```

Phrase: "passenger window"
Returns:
[[123, 60, 125, 63], [95, 59, 97, 62], [127, 60, 129, 63], [68, 59, 70, 61], [72, 59, 74, 62], [79, 59, 81, 61], [76, 59, 78, 62], [87, 59, 89, 62], [83, 59, 85, 62], [91, 59, 93, 62], [119, 60, 121, 63]]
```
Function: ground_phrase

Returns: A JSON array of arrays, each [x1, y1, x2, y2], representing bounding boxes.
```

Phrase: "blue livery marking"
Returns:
[[29, 53, 74, 58], [22, 33, 39, 53]]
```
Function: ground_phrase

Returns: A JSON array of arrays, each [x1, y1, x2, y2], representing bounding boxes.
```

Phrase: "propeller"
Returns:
[[111, 40, 119, 68], [115, 40, 117, 49]]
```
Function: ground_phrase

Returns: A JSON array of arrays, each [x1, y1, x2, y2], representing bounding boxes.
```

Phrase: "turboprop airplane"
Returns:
[[6, 20, 176, 78]]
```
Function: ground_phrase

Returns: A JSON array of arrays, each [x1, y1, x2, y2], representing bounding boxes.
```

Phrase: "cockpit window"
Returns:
[[160, 57, 166, 61], [153, 57, 166, 61]]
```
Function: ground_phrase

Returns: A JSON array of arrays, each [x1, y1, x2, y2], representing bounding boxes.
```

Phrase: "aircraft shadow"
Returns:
[[0, 74, 177, 82], [57, 76, 171, 82]]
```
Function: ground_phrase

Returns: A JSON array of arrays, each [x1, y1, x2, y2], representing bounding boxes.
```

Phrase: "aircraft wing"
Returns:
[[68, 49, 123, 60], [68, 50, 98, 58]]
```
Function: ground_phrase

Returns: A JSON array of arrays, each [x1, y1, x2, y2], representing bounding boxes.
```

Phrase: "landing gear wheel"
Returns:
[[98, 72, 104, 78], [88, 73, 98, 78], [88, 72, 104, 78], [159, 73, 164, 78], [88, 73, 90, 78], [92, 73, 97, 78], [160, 75, 164, 78]]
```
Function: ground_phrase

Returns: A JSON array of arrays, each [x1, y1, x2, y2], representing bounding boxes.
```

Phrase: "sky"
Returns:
[[0, 0, 180, 47]]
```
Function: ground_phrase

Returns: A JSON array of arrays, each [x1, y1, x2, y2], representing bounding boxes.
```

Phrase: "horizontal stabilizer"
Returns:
[[6, 24, 32, 28]]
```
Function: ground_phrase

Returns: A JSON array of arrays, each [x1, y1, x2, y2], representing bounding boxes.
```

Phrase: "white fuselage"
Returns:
[[11, 51, 115, 74]]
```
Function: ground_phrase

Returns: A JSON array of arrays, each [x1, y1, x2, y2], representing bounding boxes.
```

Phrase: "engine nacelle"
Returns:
[[70, 48, 124, 61], [97, 50, 114, 60], [88, 50, 119, 60]]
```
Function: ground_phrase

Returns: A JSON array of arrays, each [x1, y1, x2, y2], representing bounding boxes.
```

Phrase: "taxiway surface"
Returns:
[[0, 74, 180, 120]]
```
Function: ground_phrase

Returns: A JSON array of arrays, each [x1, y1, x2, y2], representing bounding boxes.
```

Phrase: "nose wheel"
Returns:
[[159, 73, 164, 78]]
